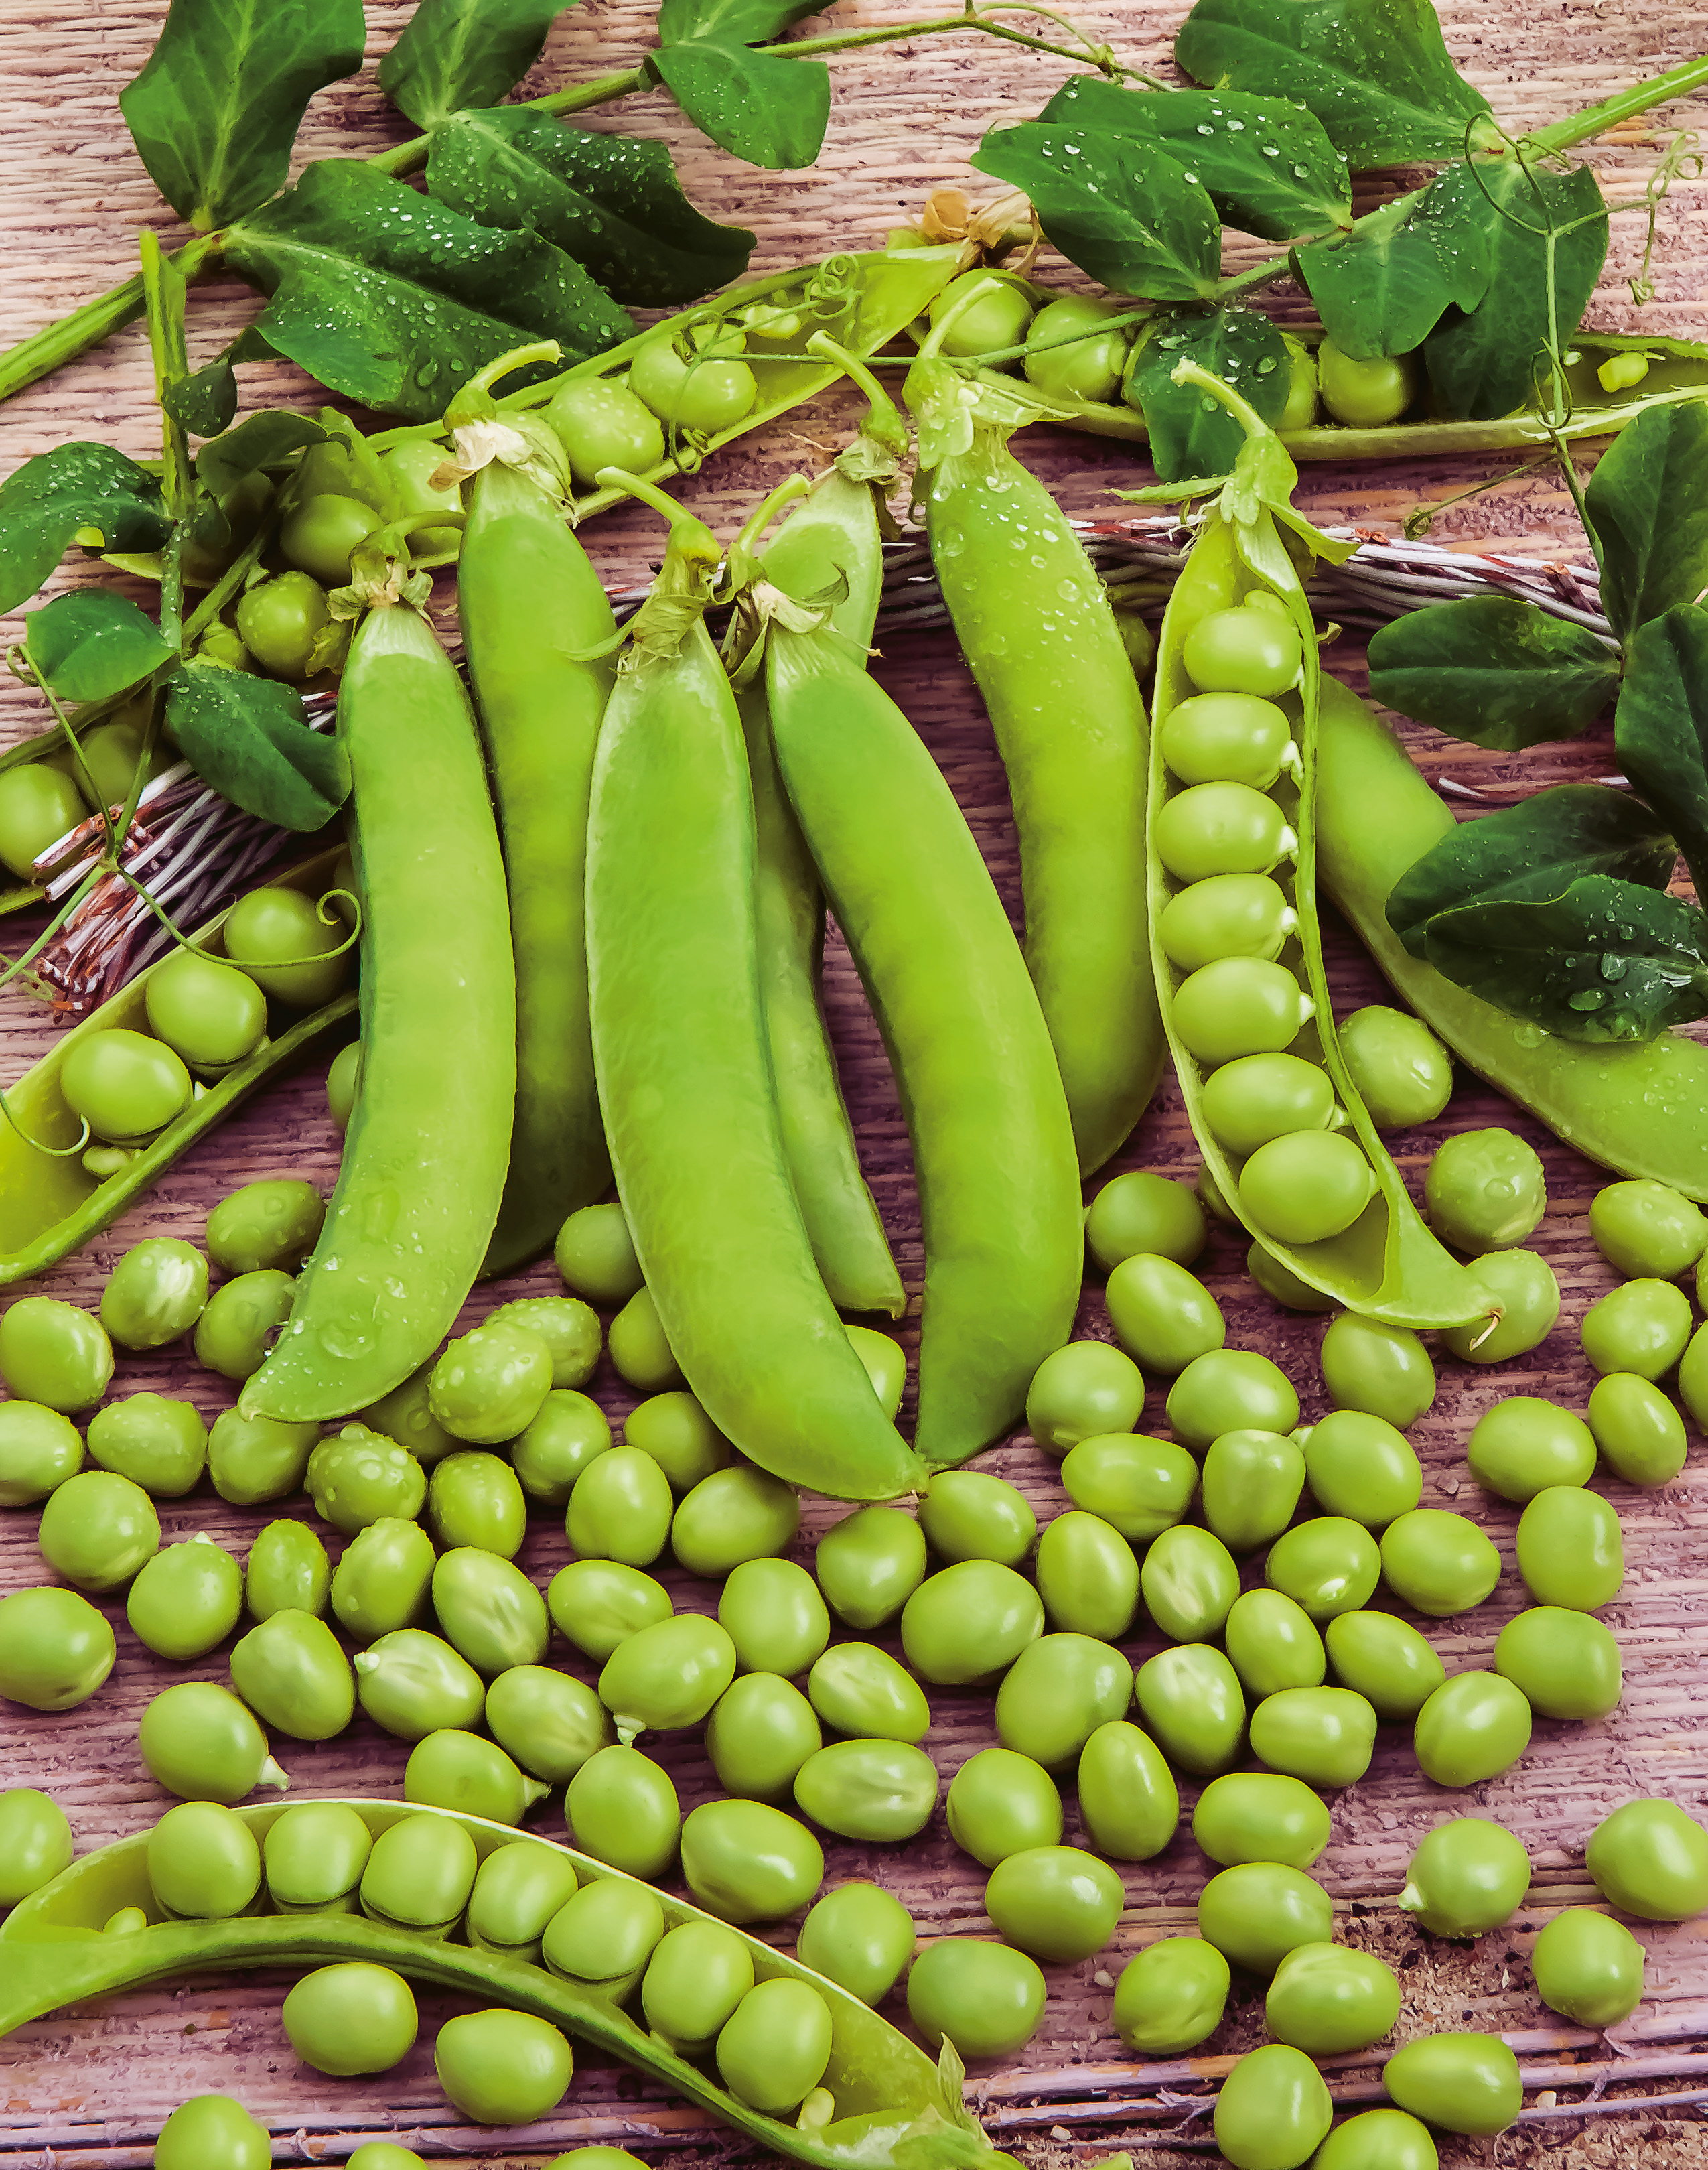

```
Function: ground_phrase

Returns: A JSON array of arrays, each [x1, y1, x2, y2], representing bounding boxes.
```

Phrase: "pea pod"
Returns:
[[244, 598, 516, 1420], [1143, 370, 1488, 1327]]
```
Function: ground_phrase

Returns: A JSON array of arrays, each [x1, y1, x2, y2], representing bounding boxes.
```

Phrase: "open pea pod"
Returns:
[[0, 1799, 999, 2170], [0, 847, 354, 1285], [1143, 368, 1488, 1328]]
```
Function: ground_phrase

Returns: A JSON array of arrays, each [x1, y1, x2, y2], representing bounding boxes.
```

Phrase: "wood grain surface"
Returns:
[[3, 3, 1708, 2166]]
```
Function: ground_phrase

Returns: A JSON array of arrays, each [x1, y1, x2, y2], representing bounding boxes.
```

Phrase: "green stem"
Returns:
[[1530, 52, 1708, 153], [0, 230, 222, 407]]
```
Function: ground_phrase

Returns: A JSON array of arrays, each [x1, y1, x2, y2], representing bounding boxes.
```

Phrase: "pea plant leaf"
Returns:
[[378, 0, 579, 130], [118, 0, 367, 231], [1424, 161, 1608, 423], [163, 358, 240, 438], [655, 0, 823, 40], [1583, 401, 1708, 644], [166, 665, 351, 831], [223, 160, 633, 423], [1131, 308, 1292, 480], [195, 411, 327, 501], [1038, 78, 1351, 243], [1173, 0, 1499, 167], [0, 444, 172, 615], [1616, 606, 1708, 896], [1366, 594, 1621, 750], [24, 591, 177, 705], [1294, 163, 1493, 359], [971, 126, 1222, 302], [1386, 784, 1679, 956], [648, 42, 830, 169], [425, 109, 754, 304]]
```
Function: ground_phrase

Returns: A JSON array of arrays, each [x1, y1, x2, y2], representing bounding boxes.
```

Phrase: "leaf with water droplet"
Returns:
[[1367, 592, 1620, 752], [1615, 604, 1708, 896], [1294, 162, 1491, 359], [1129, 304, 1291, 480], [378, 0, 579, 131]]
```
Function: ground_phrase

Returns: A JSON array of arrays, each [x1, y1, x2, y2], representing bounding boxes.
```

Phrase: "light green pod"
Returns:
[[680, 1796, 825, 1923], [565, 1745, 680, 1879], [1112, 1936, 1230, 2053], [1192, 1774, 1330, 1870], [1076, 1719, 1178, 1862], [1034, 1509, 1139, 1639], [706, 1673, 822, 1802], [1201, 1428, 1306, 1551], [994, 1632, 1133, 1773], [547, 1557, 672, 1662], [354, 1629, 486, 1741], [1142, 1523, 1239, 1641], [918, 1469, 1037, 1566], [126, 1534, 244, 1662], [1224, 1589, 1326, 1699], [795, 1879, 916, 2005], [1399, 1818, 1532, 1937], [1265, 1516, 1381, 1621], [813, 1505, 926, 1629], [794, 1739, 940, 1842], [565, 1445, 674, 1567], [330, 1517, 437, 1641], [1134, 1643, 1244, 1776], [1060, 1432, 1198, 1540], [1325, 1611, 1445, 1721], [1249, 1685, 1377, 1789], [719, 1557, 830, 1676], [245, 1519, 330, 1621], [1105, 1253, 1225, 1375], [1299, 1409, 1421, 1528], [1515, 1486, 1624, 1609], [808, 1642, 931, 1743], [542, 1877, 666, 1982], [486, 1664, 614, 1783], [1413, 1672, 1533, 1787], [1198, 1862, 1332, 1976], [946, 1746, 1064, 1867]]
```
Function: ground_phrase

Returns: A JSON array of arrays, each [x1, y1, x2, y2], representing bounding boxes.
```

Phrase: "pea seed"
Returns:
[[672, 1463, 799, 1578], [808, 1643, 931, 1743], [1586, 1798, 1708, 1920], [946, 1746, 1064, 1867], [716, 1978, 833, 2114], [283, 1962, 417, 2075], [263, 1802, 372, 1911], [1589, 1178, 1707, 1280], [1249, 1684, 1377, 1789], [1167, 1348, 1299, 1450], [1224, 1589, 1326, 1700], [985, 1842, 1125, 1962], [206, 1177, 325, 1274], [918, 1469, 1036, 1565], [1441, 1249, 1560, 1364], [196, 1263, 295, 1380], [1060, 1432, 1197, 1541], [1586, 1373, 1687, 1487], [1381, 2034, 1522, 2137], [429, 1320, 554, 1446], [554, 1201, 644, 1307], [0, 1401, 82, 1507], [431, 1547, 549, 1674], [566, 1745, 679, 1879], [127, 1534, 244, 1661], [1581, 1278, 1693, 1381], [1213, 2044, 1332, 2168], [900, 1560, 1043, 1686], [994, 1633, 1132, 1773], [1025, 1338, 1145, 1455], [1379, 1509, 1500, 1617], [642, 1919, 754, 2049], [1143, 1523, 1239, 1641], [1398, 1817, 1531, 1937], [1494, 1606, 1622, 1720], [1324, 1611, 1444, 1721], [794, 1739, 940, 1843], [359, 1812, 479, 1929], [245, 1519, 329, 1621], [99, 1237, 208, 1351], [1413, 1671, 1533, 1787], [1424, 1128, 1545, 1253], [360, 1361, 459, 1465], [86, 1393, 208, 1499], [486, 1294, 601, 1389], [1106, 1254, 1224, 1375], [1310, 2111, 1437, 2170], [306, 1424, 426, 1534], [207, 1410, 317, 1505], [1531, 1907, 1644, 2027], [1337, 1005, 1451, 1129], [1034, 1509, 1139, 1640], [38, 1469, 159, 1592], [1202, 1428, 1305, 1551], [330, 1517, 436, 1642], [1267, 1516, 1381, 1621], [906, 1938, 1046, 2057], [707, 1672, 822, 1802], [848, 1324, 906, 1418], [1085, 1170, 1206, 1272], [1134, 1643, 1244, 1776], [354, 1629, 485, 1741], [608, 1286, 681, 1392], [1299, 1409, 1421, 1528], [433, 2009, 572, 2125], [156, 2098, 269, 2170], [542, 1877, 665, 1981], [624, 1389, 731, 1491], [681, 1796, 824, 1923], [599, 1614, 737, 1741], [1467, 1395, 1597, 1501], [1265, 1942, 1400, 2056], [1198, 1862, 1332, 1976], [0, 1787, 74, 1904], [486, 1665, 614, 1783], [230, 1608, 354, 1741], [511, 1389, 612, 1504], [1516, 1487, 1623, 1610], [1112, 1937, 1229, 2053], [795, 1880, 915, 2005], [1320, 1312, 1435, 1426], [1193, 1774, 1330, 1871], [814, 1505, 926, 1629], [147, 1799, 262, 1917]]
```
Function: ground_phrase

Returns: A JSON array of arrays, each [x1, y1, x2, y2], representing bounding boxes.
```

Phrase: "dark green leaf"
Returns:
[[1131, 308, 1291, 481], [971, 125, 1222, 303], [1294, 163, 1492, 359], [1366, 594, 1620, 750], [649, 41, 829, 169], [1386, 783, 1677, 955], [1173, 0, 1498, 167], [1418, 875, 1708, 1043], [425, 107, 752, 305], [195, 411, 327, 502], [1584, 401, 1708, 642], [25, 591, 176, 705], [0, 444, 171, 615], [1424, 161, 1608, 422], [378, 0, 576, 131], [167, 665, 351, 831], [118, 0, 366, 230], [656, 0, 822, 42], [1038, 78, 1350, 243], [163, 358, 239, 437], [1616, 606, 1708, 895], [224, 160, 633, 423]]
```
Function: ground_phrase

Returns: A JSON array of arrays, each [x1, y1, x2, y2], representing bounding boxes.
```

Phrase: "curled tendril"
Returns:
[[0, 1087, 90, 1159], [115, 869, 365, 972]]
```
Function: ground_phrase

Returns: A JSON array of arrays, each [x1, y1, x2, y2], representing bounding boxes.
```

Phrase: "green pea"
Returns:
[[918, 1469, 1037, 1565], [566, 1744, 680, 1878], [1324, 1611, 1445, 1721], [1516, 1486, 1624, 1609], [599, 1613, 737, 1741], [331, 1517, 437, 1641], [1413, 1671, 1533, 1787], [1320, 1314, 1435, 1427], [1586, 1372, 1687, 1487], [1309, 2110, 1438, 2170], [139, 1679, 288, 1802], [38, 1469, 159, 1591], [86, 1393, 207, 1499], [0, 1400, 82, 1507], [608, 1286, 682, 1392], [486, 1663, 613, 1783], [1467, 1395, 1597, 1503], [283, 1960, 417, 2074], [681, 1795, 825, 1923], [156, 2098, 270, 2170], [1265, 1942, 1400, 2057], [906, 1938, 1046, 2057], [1142, 1523, 1239, 1641], [429, 1320, 554, 1445], [1214, 2043, 1333, 2169], [1202, 1428, 1306, 1551], [1060, 1432, 1198, 1540], [1398, 1817, 1531, 1937], [1250, 1684, 1377, 1789], [1266, 1517, 1381, 1622], [625, 1389, 732, 1491], [245, 1517, 330, 1621], [360, 1361, 459, 1465], [349, 2149, 427, 2170], [433, 1546, 549, 1674], [1167, 1349, 1299, 1450], [1494, 1605, 1622, 1721], [1034, 1509, 1139, 1639], [794, 1738, 940, 1842], [1378, 1509, 1500, 1617], [230, 1607, 354, 1740], [0, 1296, 113, 1413], [900, 1560, 1044, 1687], [848, 1324, 906, 1418], [126, 1534, 244, 1660], [306, 1424, 427, 1534], [1586, 1797, 1708, 1920], [796, 1880, 916, 2005], [1531, 1907, 1644, 2027], [985, 1842, 1125, 1963], [405, 1726, 547, 1824], [1441, 1249, 1560, 1365], [542, 1876, 665, 1981], [994, 1633, 1132, 1773], [1590, 1178, 1708, 1279], [429, 1448, 526, 1558], [1086, 1170, 1207, 1272], [642, 1918, 754, 2048], [206, 1177, 325, 1274], [510, 1390, 612, 1505], [814, 1505, 926, 1629], [1382, 2034, 1522, 2137], [360, 1810, 478, 1929], [100, 1237, 208, 1351], [263, 1800, 372, 1911], [326, 1042, 362, 1132], [1111, 1936, 1229, 2054], [947, 1746, 1065, 1867], [1216, 1585, 1322, 1710], [717, 1977, 833, 2114], [1581, 1278, 1693, 1381], [486, 1294, 601, 1389], [1135, 1643, 1245, 1775], [1025, 1338, 1145, 1455], [1247, 1243, 1336, 1313], [1337, 1005, 1451, 1129], [719, 1557, 830, 1676], [1193, 1774, 1330, 1870], [808, 1641, 931, 1743], [468, 1836, 581, 1956], [547, 1557, 672, 1662], [1423, 1128, 1545, 1253], [0, 1787, 73, 1904], [672, 1463, 800, 1577], [1299, 1410, 1421, 1530], [208, 1409, 317, 1504], [707, 1672, 822, 1801], [1198, 1862, 1332, 1978], [433, 2009, 573, 2125], [1105, 1253, 1225, 1375], [354, 1627, 485, 1739], [555, 1201, 644, 1307]]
